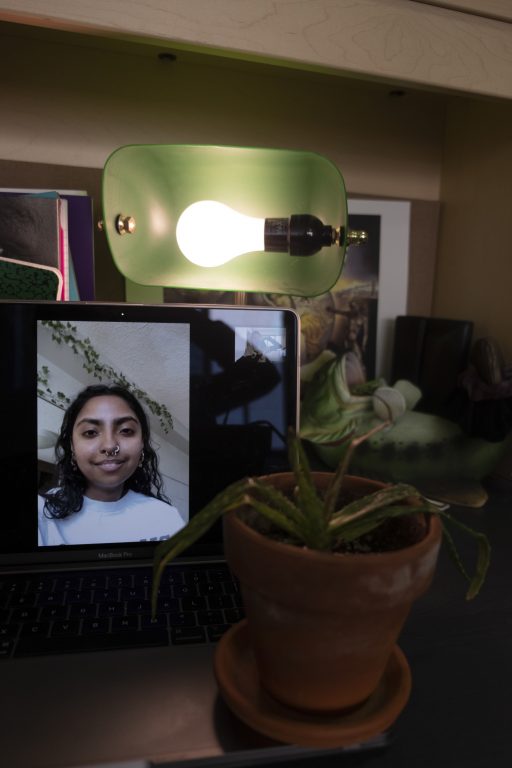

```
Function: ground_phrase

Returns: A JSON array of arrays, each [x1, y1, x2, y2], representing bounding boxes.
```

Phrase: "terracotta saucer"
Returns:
[[214, 620, 411, 748]]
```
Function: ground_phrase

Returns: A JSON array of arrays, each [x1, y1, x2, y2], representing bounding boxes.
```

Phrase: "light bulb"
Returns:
[[176, 201, 265, 268], [176, 200, 340, 268]]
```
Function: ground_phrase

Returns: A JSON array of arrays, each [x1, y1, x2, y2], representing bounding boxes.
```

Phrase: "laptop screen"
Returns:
[[0, 301, 299, 566]]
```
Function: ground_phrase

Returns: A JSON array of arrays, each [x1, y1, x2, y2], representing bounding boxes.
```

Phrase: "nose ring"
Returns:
[[105, 444, 120, 457]]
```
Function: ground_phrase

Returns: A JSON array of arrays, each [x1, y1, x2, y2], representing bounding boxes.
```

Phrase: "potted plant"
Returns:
[[152, 425, 490, 742]]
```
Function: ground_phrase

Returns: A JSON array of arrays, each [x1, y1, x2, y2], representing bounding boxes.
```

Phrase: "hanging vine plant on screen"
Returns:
[[37, 320, 174, 433]]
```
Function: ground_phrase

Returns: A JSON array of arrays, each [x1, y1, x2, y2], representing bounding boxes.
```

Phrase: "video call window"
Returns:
[[36, 320, 190, 548]]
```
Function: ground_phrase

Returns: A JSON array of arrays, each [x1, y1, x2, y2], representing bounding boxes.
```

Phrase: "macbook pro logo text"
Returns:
[[97, 551, 134, 560]]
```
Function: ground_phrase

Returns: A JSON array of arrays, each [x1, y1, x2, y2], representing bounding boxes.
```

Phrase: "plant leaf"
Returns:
[[330, 503, 434, 547], [247, 478, 308, 529], [151, 478, 249, 616], [242, 496, 303, 541], [324, 420, 391, 519], [250, 477, 332, 549], [288, 429, 326, 537], [437, 510, 491, 600], [329, 484, 422, 529]]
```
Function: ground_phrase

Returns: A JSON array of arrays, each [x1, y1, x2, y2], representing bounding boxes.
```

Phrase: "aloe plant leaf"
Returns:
[[330, 503, 435, 547], [438, 517, 470, 582], [437, 511, 491, 600], [329, 484, 422, 530], [288, 429, 327, 535], [151, 478, 249, 616], [242, 496, 304, 541], [248, 479, 330, 545], [248, 478, 307, 528], [250, 496, 331, 550], [324, 420, 391, 519]]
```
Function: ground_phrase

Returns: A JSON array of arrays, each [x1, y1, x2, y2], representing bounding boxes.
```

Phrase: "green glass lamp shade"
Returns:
[[102, 144, 348, 297]]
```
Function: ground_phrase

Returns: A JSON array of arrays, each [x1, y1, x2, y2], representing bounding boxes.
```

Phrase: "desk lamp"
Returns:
[[102, 144, 366, 297]]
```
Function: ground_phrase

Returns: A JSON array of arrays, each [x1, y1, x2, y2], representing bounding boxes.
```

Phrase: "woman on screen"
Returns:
[[38, 384, 184, 546]]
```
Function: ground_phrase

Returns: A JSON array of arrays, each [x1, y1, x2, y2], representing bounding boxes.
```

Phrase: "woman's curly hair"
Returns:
[[43, 384, 171, 519]]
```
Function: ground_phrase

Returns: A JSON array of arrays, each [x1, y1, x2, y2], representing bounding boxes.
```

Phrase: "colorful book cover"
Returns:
[[0, 256, 63, 300]]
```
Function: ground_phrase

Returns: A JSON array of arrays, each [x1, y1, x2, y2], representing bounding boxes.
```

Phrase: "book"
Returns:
[[0, 188, 95, 300], [61, 193, 95, 300], [0, 193, 61, 269]]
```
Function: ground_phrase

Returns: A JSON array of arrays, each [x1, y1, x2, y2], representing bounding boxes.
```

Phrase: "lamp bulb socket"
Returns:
[[264, 214, 337, 256]]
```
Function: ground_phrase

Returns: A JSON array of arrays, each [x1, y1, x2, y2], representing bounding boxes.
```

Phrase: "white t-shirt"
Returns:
[[38, 490, 184, 546]]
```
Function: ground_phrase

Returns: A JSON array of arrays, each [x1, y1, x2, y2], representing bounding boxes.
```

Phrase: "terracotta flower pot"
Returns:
[[222, 472, 442, 714]]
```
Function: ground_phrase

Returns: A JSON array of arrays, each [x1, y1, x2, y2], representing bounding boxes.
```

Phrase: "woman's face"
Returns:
[[71, 395, 144, 502]]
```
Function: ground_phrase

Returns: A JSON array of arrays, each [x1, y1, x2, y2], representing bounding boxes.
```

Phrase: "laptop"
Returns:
[[0, 300, 388, 768]]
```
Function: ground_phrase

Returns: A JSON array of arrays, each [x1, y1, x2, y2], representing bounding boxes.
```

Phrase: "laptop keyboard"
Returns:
[[0, 563, 245, 659]]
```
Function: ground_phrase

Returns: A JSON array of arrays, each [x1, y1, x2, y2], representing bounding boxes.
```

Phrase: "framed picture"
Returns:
[[347, 198, 410, 380]]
